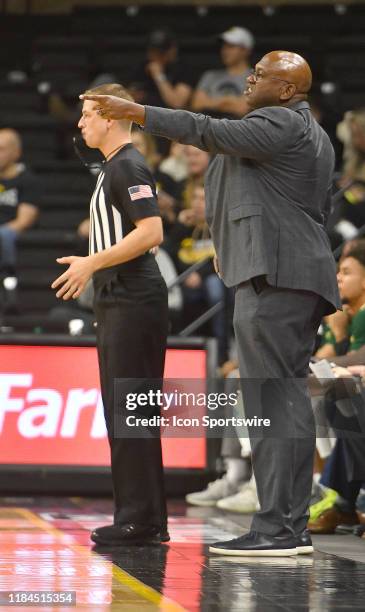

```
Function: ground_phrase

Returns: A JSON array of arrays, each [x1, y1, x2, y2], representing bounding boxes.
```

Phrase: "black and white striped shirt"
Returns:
[[89, 143, 160, 265]]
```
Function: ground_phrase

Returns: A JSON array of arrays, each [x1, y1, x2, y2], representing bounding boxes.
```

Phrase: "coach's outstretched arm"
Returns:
[[80, 94, 292, 160]]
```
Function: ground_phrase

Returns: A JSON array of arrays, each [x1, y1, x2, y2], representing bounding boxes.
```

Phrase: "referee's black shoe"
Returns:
[[90, 523, 170, 546], [209, 531, 298, 556]]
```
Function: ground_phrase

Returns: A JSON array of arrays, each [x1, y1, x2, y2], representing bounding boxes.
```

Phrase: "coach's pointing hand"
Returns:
[[51, 255, 96, 300], [79, 94, 146, 125]]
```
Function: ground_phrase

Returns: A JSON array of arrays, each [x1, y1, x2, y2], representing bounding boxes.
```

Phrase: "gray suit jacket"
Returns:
[[145, 101, 341, 313]]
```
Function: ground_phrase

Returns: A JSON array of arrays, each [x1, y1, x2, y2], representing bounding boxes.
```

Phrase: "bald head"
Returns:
[[244, 50, 312, 111], [0, 129, 22, 173], [0, 129, 22, 152], [262, 51, 312, 93]]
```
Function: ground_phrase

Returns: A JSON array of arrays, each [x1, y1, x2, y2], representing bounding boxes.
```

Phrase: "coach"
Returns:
[[82, 51, 341, 556]]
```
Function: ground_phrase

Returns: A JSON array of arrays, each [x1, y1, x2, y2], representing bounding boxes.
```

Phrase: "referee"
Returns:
[[52, 83, 169, 547]]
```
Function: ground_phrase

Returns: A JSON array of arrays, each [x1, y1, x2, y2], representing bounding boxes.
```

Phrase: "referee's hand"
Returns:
[[51, 255, 95, 301], [80, 94, 145, 124]]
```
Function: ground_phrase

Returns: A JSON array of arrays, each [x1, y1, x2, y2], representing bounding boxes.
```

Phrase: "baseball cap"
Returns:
[[147, 29, 176, 51], [219, 27, 254, 50]]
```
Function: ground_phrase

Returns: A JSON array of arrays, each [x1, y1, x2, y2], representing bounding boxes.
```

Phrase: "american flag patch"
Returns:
[[128, 184, 153, 201]]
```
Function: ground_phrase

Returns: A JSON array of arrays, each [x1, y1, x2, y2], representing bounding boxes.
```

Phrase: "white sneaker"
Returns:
[[185, 476, 240, 507], [216, 475, 260, 513]]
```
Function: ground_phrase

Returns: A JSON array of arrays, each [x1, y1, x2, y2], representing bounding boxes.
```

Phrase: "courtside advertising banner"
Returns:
[[0, 345, 207, 468]]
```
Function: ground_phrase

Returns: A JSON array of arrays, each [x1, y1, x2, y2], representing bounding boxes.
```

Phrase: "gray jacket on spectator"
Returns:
[[145, 101, 341, 313]]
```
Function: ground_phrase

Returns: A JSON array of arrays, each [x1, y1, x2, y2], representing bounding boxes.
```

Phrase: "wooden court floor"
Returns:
[[0, 498, 364, 611]]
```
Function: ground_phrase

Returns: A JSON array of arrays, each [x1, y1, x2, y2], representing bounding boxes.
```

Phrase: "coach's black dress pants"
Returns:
[[93, 264, 168, 530]]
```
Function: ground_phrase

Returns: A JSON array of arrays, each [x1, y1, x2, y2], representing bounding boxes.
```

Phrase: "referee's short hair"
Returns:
[[82, 82, 134, 103]]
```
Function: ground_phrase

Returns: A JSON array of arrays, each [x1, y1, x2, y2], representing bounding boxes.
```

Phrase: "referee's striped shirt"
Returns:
[[89, 143, 160, 257]]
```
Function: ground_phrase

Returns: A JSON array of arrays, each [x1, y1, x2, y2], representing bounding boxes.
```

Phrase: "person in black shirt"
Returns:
[[0, 129, 39, 274], [129, 29, 193, 110], [52, 83, 169, 547], [129, 30, 195, 157]]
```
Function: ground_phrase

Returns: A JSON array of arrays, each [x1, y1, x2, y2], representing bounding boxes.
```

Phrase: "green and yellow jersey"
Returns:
[[320, 305, 365, 352]]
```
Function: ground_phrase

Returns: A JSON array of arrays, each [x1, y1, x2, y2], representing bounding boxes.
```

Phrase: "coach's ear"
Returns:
[[279, 83, 297, 101]]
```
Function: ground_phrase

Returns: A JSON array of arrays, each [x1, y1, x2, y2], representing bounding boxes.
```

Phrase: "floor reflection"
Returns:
[[0, 499, 363, 610]]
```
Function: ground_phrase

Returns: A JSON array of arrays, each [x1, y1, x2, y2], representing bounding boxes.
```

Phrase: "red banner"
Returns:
[[0, 346, 207, 468]]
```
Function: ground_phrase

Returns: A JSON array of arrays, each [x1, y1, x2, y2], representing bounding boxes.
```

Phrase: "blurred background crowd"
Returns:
[[1, 4, 365, 345], [1, 3, 365, 537]]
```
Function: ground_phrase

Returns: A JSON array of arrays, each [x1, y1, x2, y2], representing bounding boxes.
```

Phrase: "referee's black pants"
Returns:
[[93, 269, 168, 530]]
